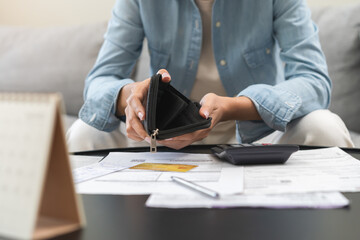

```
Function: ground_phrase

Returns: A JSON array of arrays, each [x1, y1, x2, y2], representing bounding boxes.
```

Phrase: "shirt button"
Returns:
[[220, 59, 226, 66], [266, 48, 271, 54], [195, 20, 199, 29], [216, 21, 221, 28], [90, 113, 96, 122], [189, 60, 194, 70]]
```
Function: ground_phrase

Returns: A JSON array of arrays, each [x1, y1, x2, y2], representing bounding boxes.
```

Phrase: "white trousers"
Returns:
[[66, 109, 354, 152]]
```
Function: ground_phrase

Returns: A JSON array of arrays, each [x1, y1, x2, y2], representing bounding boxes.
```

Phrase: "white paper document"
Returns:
[[71, 155, 110, 183], [72, 154, 141, 183], [244, 147, 360, 194], [76, 152, 244, 195], [146, 192, 349, 209], [70, 155, 103, 169]]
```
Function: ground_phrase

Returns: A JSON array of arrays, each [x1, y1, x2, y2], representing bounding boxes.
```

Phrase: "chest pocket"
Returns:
[[149, 46, 170, 73], [243, 40, 277, 84]]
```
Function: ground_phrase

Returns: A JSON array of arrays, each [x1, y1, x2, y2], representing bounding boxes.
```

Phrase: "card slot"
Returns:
[[164, 102, 204, 130]]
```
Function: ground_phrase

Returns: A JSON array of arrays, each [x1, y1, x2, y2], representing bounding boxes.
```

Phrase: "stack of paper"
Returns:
[[146, 192, 349, 209], [74, 152, 244, 195], [70, 147, 360, 209], [146, 147, 359, 208], [72, 155, 140, 183], [244, 147, 360, 194]]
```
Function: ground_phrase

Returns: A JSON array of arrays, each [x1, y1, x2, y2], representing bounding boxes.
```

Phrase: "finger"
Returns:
[[130, 116, 148, 140], [157, 69, 172, 83], [199, 93, 216, 119], [167, 132, 196, 141], [125, 116, 144, 142], [165, 128, 210, 142], [125, 120, 144, 141], [126, 78, 151, 120], [138, 78, 151, 96], [127, 94, 146, 121], [127, 131, 145, 142], [157, 140, 190, 150], [126, 125, 148, 141], [125, 108, 148, 140]]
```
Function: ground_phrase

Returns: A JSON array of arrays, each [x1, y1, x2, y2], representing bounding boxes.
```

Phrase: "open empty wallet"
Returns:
[[144, 73, 212, 152]]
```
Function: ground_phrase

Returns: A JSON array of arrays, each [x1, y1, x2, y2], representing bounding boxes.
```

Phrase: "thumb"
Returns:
[[157, 69, 171, 83], [199, 94, 215, 119]]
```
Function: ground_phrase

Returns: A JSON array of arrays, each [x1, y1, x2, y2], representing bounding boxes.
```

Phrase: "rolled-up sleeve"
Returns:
[[79, 0, 144, 132], [237, 0, 331, 143]]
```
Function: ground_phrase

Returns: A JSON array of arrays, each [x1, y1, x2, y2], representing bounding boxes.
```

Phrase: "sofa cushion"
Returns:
[[311, 3, 360, 133], [0, 22, 107, 116]]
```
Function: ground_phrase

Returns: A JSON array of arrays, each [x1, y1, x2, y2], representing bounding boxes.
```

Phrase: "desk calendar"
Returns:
[[0, 93, 85, 239]]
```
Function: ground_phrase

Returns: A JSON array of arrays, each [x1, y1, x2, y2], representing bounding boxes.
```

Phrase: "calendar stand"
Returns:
[[0, 93, 85, 239]]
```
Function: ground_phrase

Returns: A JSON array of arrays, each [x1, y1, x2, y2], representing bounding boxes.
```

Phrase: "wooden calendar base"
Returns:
[[34, 217, 81, 239]]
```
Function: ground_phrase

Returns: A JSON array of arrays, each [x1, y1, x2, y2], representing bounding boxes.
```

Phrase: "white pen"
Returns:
[[171, 176, 220, 199]]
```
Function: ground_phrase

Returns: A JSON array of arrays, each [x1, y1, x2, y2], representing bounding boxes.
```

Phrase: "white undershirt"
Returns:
[[191, 0, 236, 144]]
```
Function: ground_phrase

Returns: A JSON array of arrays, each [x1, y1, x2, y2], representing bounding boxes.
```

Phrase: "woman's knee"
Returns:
[[66, 119, 125, 152], [285, 110, 354, 147], [66, 119, 148, 152]]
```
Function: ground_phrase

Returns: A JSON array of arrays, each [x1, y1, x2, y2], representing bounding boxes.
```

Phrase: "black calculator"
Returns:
[[211, 143, 299, 165]]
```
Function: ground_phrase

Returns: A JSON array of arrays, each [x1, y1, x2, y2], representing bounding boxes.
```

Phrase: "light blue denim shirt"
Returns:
[[79, 0, 331, 143]]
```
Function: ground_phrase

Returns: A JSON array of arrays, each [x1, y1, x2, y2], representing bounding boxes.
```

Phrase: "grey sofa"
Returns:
[[0, 3, 359, 147]]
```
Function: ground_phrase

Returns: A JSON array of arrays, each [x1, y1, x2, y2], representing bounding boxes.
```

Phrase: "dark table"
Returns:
[[59, 145, 360, 240]]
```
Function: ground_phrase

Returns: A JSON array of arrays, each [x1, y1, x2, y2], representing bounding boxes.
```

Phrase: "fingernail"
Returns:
[[145, 137, 151, 143], [162, 72, 170, 80], [138, 112, 144, 120], [164, 138, 173, 141], [204, 111, 209, 119]]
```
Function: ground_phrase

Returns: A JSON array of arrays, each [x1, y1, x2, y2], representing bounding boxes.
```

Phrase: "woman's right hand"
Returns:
[[116, 69, 171, 142]]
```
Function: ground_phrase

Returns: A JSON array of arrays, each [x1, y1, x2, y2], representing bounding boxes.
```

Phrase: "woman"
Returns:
[[67, 0, 354, 151]]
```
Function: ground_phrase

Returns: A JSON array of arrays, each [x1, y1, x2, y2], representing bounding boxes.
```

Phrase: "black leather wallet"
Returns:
[[144, 74, 212, 152]]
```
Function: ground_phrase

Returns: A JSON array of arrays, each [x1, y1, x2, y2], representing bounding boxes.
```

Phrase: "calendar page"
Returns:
[[0, 93, 83, 239], [0, 94, 56, 238]]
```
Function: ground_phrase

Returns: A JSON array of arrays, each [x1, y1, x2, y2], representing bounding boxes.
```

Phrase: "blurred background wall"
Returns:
[[0, 0, 115, 26], [0, 0, 359, 27]]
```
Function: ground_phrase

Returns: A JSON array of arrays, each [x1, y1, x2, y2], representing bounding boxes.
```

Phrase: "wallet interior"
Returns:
[[145, 74, 211, 139], [156, 83, 205, 130]]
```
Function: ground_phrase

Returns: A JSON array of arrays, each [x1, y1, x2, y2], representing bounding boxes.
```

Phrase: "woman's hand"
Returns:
[[116, 69, 171, 142], [158, 94, 261, 150]]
